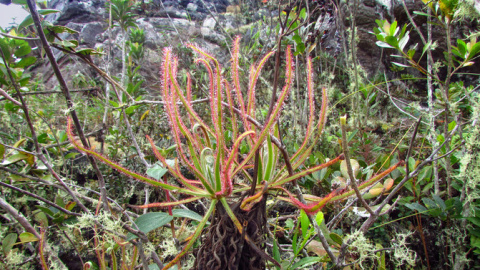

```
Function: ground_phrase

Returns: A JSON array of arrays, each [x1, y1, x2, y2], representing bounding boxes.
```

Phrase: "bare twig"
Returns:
[[340, 115, 375, 216], [0, 142, 36, 156], [43, 128, 102, 149], [0, 87, 22, 105], [0, 32, 40, 41], [0, 197, 41, 239], [26, 0, 110, 212], [1, 88, 99, 99], [0, 181, 81, 216], [404, 117, 422, 181], [61, 230, 85, 266]]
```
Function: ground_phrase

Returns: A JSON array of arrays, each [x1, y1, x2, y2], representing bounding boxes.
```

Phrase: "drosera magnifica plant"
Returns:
[[67, 36, 404, 269]]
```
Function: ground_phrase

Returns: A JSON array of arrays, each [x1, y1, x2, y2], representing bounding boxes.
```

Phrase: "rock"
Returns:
[[352, 4, 377, 26], [203, 16, 216, 29], [36, 0, 480, 95], [80, 22, 105, 47], [187, 3, 198, 12], [47, 0, 105, 25]]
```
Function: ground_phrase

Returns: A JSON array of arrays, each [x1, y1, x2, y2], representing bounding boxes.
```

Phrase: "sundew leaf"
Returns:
[[127, 212, 173, 241]]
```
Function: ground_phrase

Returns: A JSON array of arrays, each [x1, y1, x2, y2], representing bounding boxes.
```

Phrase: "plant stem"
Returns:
[[0, 197, 40, 239], [25, 0, 110, 213], [0, 181, 81, 216], [340, 116, 375, 216]]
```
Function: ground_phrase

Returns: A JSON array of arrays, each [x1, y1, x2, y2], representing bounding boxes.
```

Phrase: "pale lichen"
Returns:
[[390, 231, 416, 267], [344, 230, 377, 269]]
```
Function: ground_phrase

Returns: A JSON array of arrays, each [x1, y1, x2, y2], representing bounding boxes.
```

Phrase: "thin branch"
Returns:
[[0, 88, 99, 101], [26, 0, 110, 212], [0, 87, 22, 105], [404, 117, 422, 180], [340, 116, 375, 216], [0, 197, 41, 239], [43, 129, 102, 149], [61, 230, 85, 266], [431, 140, 464, 162], [0, 32, 40, 40], [382, 73, 428, 124], [0, 142, 36, 156], [327, 198, 358, 230], [0, 181, 81, 216]]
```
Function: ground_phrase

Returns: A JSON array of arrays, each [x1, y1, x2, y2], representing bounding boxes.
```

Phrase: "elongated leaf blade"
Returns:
[[19, 232, 39, 244], [392, 62, 411, 68], [376, 41, 394, 49], [291, 257, 321, 269], [172, 209, 203, 222], [2, 233, 17, 255], [127, 212, 173, 241]]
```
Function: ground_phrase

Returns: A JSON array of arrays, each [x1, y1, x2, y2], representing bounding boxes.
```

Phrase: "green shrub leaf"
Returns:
[[18, 232, 39, 244], [146, 164, 168, 180], [405, 202, 428, 213], [127, 212, 173, 241], [291, 257, 321, 269], [2, 233, 17, 255], [172, 209, 203, 222]]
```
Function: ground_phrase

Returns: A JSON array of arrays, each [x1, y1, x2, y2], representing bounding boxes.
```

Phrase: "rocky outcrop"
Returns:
[[34, 0, 479, 94]]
